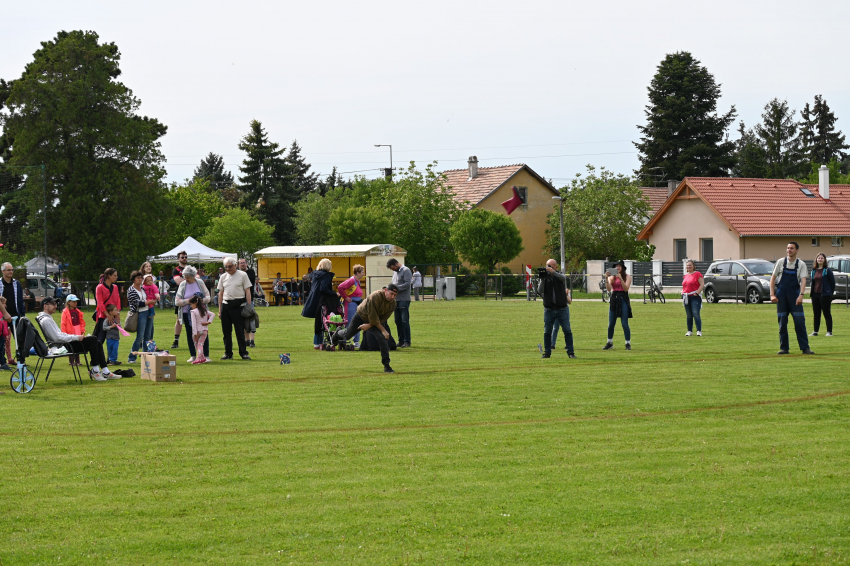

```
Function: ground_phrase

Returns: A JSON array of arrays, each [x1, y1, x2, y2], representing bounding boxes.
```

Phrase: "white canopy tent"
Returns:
[[148, 237, 235, 264], [23, 256, 61, 274]]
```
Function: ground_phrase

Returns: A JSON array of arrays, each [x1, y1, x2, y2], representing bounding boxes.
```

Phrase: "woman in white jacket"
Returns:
[[175, 266, 211, 362]]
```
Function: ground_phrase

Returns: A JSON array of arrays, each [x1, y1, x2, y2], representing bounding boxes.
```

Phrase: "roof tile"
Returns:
[[441, 165, 525, 206]]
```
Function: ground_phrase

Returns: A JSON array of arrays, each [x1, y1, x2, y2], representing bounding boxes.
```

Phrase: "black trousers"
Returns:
[[342, 313, 390, 366], [220, 299, 248, 357], [68, 336, 107, 367], [274, 292, 289, 306], [811, 292, 833, 333]]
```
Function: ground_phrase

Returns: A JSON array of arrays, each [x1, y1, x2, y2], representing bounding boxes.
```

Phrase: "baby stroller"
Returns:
[[320, 304, 355, 351], [253, 280, 269, 307]]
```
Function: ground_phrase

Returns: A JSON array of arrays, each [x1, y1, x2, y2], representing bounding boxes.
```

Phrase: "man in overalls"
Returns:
[[769, 242, 815, 355]]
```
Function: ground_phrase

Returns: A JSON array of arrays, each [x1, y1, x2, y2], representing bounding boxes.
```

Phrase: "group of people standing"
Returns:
[[541, 241, 837, 359]]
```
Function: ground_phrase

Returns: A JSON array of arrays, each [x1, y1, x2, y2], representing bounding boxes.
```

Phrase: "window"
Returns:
[[800, 187, 815, 197], [828, 259, 840, 271], [712, 262, 731, 275], [701, 238, 714, 262], [730, 263, 746, 276], [843, 260, 850, 274], [516, 186, 528, 204], [674, 239, 687, 262], [831, 237, 844, 247], [812, 237, 820, 247], [27, 279, 38, 290]]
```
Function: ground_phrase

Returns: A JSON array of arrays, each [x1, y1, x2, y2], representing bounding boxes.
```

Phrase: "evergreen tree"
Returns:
[[799, 102, 815, 159], [237, 120, 296, 244], [193, 152, 234, 188], [286, 140, 318, 196], [636, 52, 737, 181], [809, 95, 848, 163], [0, 30, 170, 278], [732, 123, 768, 178], [315, 167, 351, 196], [753, 99, 803, 178]]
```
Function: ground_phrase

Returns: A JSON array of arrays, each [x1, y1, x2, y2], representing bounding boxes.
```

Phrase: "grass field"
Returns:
[[2, 299, 850, 565]]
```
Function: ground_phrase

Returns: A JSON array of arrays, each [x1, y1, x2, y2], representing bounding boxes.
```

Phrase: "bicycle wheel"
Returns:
[[10, 367, 35, 394], [602, 290, 610, 303], [658, 290, 665, 304]]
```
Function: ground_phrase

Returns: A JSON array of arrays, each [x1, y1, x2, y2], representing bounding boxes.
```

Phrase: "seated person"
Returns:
[[289, 278, 301, 304], [22, 288, 36, 313], [36, 297, 118, 382], [273, 273, 289, 306]]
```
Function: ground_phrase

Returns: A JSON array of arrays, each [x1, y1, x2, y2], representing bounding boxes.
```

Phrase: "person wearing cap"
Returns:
[[60, 294, 85, 366], [37, 297, 118, 381], [332, 284, 399, 373]]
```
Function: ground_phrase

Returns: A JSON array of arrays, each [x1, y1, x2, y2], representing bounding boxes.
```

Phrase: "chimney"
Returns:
[[468, 156, 479, 180], [667, 179, 678, 197], [819, 164, 830, 200]]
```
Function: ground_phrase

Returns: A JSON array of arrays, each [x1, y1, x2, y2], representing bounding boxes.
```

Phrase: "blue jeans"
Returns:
[[607, 299, 631, 341], [106, 339, 119, 363], [347, 298, 362, 344], [544, 307, 573, 354], [777, 289, 809, 351], [128, 309, 153, 362], [684, 295, 702, 332], [144, 308, 155, 343], [182, 311, 209, 358], [394, 300, 411, 345]]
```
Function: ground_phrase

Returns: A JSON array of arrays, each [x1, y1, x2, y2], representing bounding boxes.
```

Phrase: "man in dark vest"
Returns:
[[538, 259, 575, 359], [0, 262, 25, 371]]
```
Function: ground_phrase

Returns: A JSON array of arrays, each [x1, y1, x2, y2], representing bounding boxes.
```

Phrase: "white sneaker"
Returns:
[[810, 332, 818, 336], [826, 332, 833, 336], [187, 357, 195, 363], [685, 331, 692, 337], [697, 331, 702, 337], [103, 370, 121, 380], [90, 369, 107, 382]]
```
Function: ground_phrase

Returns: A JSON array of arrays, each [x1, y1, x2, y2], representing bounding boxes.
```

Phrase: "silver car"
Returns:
[[703, 259, 775, 304], [826, 255, 850, 298]]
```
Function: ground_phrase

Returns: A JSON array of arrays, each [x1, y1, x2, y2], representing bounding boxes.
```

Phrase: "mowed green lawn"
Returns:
[[2, 298, 850, 565]]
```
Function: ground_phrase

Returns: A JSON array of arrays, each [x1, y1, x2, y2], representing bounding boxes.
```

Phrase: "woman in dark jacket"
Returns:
[[300, 259, 340, 349], [809, 253, 836, 337]]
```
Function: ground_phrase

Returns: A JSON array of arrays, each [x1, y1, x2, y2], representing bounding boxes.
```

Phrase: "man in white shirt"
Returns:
[[769, 242, 814, 355], [217, 257, 252, 360]]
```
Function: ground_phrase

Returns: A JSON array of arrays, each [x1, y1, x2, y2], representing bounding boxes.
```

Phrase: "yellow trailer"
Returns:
[[253, 244, 407, 295]]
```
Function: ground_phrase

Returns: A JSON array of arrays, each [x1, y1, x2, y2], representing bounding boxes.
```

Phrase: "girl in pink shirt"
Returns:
[[682, 259, 704, 336], [189, 296, 214, 364], [337, 265, 365, 347]]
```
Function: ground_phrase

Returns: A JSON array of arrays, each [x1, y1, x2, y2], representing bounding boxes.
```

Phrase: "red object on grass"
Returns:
[[501, 186, 523, 215]]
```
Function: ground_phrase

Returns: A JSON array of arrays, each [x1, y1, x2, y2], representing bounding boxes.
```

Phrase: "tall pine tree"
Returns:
[[636, 52, 737, 181], [237, 120, 296, 245], [286, 140, 318, 196], [753, 98, 803, 178], [807, 95, 848, 163], [732, 122, 768, 178], [193, 152, 234, 188]]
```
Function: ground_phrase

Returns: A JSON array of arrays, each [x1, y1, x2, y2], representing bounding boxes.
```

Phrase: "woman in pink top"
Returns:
[[336, 264, 365, 347], [682, 259, 705, 336], [95, 268, 121, 345], [604, 260, 633, 350]]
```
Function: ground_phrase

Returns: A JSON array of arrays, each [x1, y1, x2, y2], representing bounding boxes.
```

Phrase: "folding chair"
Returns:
[[33, 317, 90, 384]]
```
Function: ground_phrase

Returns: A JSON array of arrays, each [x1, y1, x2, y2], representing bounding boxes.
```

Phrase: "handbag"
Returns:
[[124, 310, 138, 333]]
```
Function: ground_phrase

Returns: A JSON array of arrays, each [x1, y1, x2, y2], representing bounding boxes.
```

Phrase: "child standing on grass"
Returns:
[[0, 297, 12, 362], [103, 304, 121, 366], [60, 294, 85, 366], [142, 274, 159, 346], [189, 295, 214, 364]]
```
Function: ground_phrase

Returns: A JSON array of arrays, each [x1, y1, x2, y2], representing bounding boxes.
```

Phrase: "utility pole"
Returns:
[[374, 144, 392, 179]]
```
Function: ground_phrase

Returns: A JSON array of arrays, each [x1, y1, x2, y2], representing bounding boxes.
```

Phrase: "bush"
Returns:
[[499, 266, 524, 296]]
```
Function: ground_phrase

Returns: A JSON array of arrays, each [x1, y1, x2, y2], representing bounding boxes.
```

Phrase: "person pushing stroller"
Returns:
[[332, 284, 399, 373]]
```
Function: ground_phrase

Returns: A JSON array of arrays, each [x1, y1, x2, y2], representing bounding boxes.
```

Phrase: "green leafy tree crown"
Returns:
[[328, 206, 392, 245], [449, 208, 523, 273], [200, 208, 275, 260]]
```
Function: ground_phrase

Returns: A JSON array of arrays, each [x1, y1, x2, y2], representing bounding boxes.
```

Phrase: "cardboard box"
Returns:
[[141, 353, 177, 382]]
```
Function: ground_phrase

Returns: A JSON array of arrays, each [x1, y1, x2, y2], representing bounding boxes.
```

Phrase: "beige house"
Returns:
[[637, 173, 850, 262], [442, 158, 559, 272]]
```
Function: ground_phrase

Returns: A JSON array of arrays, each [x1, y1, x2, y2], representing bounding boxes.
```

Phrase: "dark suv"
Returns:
[[703, 259, 775, 304]]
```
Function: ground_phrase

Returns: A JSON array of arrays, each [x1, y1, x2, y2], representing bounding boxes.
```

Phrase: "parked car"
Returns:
[[703, 259, 776, 304], [26, 274, 64, 310], [826, 255, 850, 299]]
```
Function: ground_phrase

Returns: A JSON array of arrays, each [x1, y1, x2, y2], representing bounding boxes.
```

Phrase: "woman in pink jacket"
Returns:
[[337, 265, 365, 347]]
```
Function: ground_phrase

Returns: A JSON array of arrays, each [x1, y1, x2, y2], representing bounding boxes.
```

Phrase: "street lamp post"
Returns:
[[552, 196, 565, 274], [374, 144, 392, 178]]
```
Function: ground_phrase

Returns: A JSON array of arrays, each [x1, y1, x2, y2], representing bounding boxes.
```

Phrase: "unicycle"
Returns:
[[8, 317, 36, 393]]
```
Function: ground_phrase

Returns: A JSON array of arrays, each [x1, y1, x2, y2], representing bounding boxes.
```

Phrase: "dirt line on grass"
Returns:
[[3, 389, 850, 438]]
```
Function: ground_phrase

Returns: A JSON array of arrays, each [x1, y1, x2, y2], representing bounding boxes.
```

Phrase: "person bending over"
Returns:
[[37, 297, 118, 381], [333, 284, 399, 373]]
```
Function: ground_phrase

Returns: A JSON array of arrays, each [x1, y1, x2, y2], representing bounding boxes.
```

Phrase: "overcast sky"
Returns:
[[2, 0, 849, 186]]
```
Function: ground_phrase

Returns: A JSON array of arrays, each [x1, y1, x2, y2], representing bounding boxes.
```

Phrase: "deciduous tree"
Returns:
[[200, 208, 275, 260], [449, 208, 523, 273], [328, 206, 392, 245]]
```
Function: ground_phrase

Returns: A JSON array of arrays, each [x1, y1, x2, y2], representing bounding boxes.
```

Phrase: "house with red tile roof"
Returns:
[[638, 187, 671, 217], [637, 170, 850, 262], [442, 158, 560, 271]]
